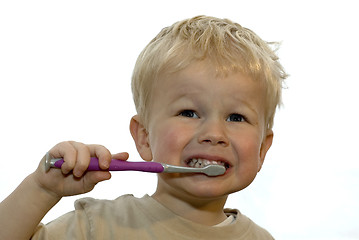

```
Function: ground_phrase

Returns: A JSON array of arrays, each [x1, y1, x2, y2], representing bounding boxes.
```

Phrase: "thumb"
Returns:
[[83, 171, 112, 192]]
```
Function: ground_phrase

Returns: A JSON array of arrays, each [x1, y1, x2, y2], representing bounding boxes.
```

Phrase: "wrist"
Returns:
[[0, 174, 61, 239], [28, 173, 62, 204]]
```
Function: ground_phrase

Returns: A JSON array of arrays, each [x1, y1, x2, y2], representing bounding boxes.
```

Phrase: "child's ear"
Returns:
[[130, 115, 153, 161], [258, 129, 273, 172]]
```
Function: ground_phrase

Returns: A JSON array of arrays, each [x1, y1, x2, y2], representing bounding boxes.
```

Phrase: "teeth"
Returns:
[[187, 158, 227, 168]]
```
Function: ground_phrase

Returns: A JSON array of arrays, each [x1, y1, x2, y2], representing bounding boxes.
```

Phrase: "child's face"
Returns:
[[134, 60, 273, 200]]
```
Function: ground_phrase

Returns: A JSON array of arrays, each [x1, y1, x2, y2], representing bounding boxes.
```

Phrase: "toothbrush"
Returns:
[[44, 154, 226, 177]]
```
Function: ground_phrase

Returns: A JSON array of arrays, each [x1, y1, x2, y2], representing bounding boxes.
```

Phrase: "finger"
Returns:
[[112, 152, 129, 161], [88, 144, 112, 170], [48, 141, 78, 175], [71, 142, 91, 177]]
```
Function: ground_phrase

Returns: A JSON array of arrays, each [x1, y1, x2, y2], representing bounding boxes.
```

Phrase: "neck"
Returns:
[[152, 190, 228, 226]]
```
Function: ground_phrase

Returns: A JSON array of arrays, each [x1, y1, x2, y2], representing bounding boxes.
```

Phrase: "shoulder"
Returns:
[[33, 195, 160, 239], [73, 194, 142, 218], [73, 194, 155, 222], [74, 194, 136, 210]]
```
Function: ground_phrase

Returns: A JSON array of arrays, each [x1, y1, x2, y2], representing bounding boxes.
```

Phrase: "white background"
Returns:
[[1, 1, 358, 239]]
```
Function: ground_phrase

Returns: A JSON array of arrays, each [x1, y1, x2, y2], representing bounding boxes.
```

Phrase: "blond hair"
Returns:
[[131, 15, 287, 129]]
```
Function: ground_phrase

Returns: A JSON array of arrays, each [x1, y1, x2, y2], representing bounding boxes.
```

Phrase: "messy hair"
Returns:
[[131, 15, 287, 129]]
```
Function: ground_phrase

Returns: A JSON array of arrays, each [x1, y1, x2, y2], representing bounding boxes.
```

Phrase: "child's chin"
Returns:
[[184, 184, 231, 199]]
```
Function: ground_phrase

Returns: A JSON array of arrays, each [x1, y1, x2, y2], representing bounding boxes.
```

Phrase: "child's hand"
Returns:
[[33, 141, 129, 199]]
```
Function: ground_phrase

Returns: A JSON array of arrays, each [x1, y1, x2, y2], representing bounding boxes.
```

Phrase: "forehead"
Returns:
[[158, 60, 264, 92], [154, 60, 266, 112]]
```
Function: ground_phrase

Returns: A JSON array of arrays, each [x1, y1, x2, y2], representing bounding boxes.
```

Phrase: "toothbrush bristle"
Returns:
[[203, 165, 226, 176]]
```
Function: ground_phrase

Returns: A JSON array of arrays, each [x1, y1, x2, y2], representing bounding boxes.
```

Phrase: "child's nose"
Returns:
[[198, 120, 229, 147]]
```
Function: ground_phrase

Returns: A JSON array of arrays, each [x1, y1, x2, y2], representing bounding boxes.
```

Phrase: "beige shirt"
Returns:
[[32, 194, 274, 240]]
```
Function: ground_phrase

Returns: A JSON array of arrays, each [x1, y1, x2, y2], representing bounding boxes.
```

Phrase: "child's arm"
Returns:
[[0, 141, 128, 240]]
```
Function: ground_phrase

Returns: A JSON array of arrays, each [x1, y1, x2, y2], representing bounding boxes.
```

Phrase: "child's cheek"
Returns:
[[152, 122, 190, 163]]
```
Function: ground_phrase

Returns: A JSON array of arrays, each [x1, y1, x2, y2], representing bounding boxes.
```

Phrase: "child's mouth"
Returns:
[[186, 158, 230, 170]]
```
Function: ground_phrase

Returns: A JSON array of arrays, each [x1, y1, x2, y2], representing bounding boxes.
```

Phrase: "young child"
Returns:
[[0, 15, 287, 239]]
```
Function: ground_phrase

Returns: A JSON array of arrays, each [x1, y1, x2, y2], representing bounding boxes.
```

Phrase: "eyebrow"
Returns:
[[163, 77, 262, 119], [234, 96, 259, 116], [171, 89, 260, 117]]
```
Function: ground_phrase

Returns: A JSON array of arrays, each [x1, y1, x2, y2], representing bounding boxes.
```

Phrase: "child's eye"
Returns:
[[178, 110, 199, 118], [226, 113, 246, 122]]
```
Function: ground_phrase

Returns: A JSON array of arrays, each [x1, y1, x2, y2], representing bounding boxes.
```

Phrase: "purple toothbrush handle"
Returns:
[[53, 157, 164, 173]]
